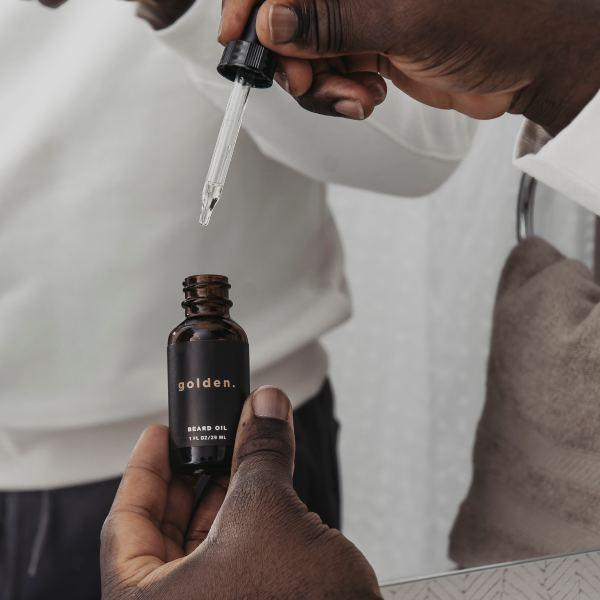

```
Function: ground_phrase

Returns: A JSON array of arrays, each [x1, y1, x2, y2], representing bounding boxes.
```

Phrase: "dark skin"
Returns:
[[40, 0, 600, 132], [100, 387, 382, 600], [218, 0, 600, 135], [38, 0, 194, 30]]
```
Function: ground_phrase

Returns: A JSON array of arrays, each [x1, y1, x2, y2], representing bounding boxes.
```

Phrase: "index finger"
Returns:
[[101, 425, 189, 582]]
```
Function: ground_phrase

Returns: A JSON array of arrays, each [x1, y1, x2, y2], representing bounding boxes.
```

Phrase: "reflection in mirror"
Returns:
[[325, 114, 597, 583]]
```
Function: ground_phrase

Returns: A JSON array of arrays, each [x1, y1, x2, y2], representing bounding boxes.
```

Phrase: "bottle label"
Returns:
[[168, 341, 250, 448]]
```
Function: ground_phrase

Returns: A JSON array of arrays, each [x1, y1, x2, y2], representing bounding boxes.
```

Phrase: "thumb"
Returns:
[[254, 0, 374, 58], [229, 385, 295, 488], [181, 387, 294, 555]]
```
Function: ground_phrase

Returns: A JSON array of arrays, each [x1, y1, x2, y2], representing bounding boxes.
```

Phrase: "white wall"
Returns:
[[323, 113, 595, 584]]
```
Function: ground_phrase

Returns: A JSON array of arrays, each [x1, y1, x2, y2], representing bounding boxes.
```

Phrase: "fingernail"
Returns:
[[252, 386, 290, 421], [218, 19, 223, 40], [269, 4, 298, 45], [334, 99, 365, 120], [274, 71, 290, 94], [368, 83, 385, 105]]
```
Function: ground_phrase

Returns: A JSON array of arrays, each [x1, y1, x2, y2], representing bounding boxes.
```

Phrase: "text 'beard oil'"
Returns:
[[168, 275, 249, 476]]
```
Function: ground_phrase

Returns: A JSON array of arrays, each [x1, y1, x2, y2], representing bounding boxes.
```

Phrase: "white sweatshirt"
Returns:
[[0, 0, 475, 489], [514, 89, 600, 215]]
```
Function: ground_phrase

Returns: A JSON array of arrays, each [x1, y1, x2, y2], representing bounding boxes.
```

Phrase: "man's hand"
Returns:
[[220, 0, 600, 134], [37, 0, 194, 30], [101, 386, 382, 599]]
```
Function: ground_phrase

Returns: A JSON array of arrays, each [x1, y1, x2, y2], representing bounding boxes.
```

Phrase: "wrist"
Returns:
[[135, 0, 196, 30]]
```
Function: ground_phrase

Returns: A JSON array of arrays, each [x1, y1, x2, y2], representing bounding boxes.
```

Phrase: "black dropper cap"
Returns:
[[217, 1, 279, 89]]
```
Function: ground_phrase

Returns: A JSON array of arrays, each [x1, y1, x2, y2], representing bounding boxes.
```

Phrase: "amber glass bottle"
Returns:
[[167, 275, 249, 476]]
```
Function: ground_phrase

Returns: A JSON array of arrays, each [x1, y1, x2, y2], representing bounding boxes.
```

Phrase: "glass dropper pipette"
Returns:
[[199, 70, 255, 226], [200, 2, 278, 226]]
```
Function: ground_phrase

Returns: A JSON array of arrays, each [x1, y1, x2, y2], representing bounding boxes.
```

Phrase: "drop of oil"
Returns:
[[200, 182, 223, 227]]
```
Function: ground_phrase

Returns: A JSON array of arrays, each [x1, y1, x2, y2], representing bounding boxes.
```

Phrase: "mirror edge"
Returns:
[[380, 548, 600, 598]]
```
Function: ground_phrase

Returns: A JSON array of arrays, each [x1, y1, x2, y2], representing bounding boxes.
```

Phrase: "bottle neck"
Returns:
[[184, 299, 231, 318], [182, 275, 232, 319]]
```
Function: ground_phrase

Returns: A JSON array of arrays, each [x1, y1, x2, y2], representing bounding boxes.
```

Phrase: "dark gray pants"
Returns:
[[0, 380, 340, 600]]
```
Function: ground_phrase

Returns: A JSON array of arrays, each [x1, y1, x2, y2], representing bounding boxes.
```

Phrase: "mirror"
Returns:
[[323, 113, 597, 583]]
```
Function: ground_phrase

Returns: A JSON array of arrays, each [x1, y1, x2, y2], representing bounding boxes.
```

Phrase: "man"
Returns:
[[0, 0, 474, 597]]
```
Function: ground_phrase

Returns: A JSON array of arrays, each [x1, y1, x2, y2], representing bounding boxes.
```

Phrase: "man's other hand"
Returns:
[[37, 0, 194, 30], [100, 386, 382, 600]]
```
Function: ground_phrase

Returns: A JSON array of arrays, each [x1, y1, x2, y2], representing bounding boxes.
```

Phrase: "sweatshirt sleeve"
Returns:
[[513, 89, 600, 216], [155, 0, 477, 198]]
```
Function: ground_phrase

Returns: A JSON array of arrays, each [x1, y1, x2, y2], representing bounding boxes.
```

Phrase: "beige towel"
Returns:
[[449, 235, 600, 568]]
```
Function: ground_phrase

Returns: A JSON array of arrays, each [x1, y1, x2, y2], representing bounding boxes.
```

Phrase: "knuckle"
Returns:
[[227, 470, 301, 530], [236, 419, 294, 473], [294, 0, 347, 53], [294, 73, 341, 116], [292, 0, 319, 50], [295, 92, 335, 116]]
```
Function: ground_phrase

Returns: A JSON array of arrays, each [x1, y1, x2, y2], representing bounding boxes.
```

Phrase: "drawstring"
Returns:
[[27, 491, 51, 577], [1, 494, 19, 600]]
